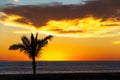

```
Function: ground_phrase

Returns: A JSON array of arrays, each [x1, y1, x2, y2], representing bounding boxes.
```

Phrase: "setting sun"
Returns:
[[1, 0, 120, 61], [1, 0, 120, 79], [40, 51, 67, 61]]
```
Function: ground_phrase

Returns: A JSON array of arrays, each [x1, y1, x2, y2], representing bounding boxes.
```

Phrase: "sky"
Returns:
[[0, 0, 120, 61]]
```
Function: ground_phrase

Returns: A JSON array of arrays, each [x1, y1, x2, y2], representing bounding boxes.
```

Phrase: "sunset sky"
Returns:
[[0, 0, 120, 61]]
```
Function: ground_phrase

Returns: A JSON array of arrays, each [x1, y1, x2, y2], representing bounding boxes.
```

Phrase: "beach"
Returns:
[[0, 73, 120, 80]]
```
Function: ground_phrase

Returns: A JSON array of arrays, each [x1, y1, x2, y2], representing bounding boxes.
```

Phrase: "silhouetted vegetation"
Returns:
[[9, 33, 53, 75]]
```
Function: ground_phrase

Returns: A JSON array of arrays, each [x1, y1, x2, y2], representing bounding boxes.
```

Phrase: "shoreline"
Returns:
[[0, 72, 120, 80]]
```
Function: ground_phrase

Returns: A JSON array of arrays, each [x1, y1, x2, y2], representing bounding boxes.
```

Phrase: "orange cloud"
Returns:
[[0, 0, 120, 38], [0, 13, 120, 38], [0, 12, 36, 30]]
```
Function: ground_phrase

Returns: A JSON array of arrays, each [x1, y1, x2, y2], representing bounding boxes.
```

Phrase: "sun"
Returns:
[[39, 51, 67, 61], [13, 0, 20, 2]]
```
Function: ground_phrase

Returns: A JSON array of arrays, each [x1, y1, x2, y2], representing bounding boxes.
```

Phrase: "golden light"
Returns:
[[13, 0, 20, 2], [0, 12, 36, 30], [39, 17, 120, 38], [40, 51, 67, 61], [40, 17, 103, 31], [112, 41, 120, 45], [0, 12, 120, 38]]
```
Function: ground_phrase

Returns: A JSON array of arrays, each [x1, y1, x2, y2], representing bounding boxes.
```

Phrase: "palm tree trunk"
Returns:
[[32, 57, 36, 75]]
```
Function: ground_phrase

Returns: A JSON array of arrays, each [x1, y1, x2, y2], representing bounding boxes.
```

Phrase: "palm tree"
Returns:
[[9, 33, 53, 75]]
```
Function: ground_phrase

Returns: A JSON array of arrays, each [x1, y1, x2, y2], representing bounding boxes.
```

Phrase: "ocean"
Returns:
[[0, 61, 120, 74]]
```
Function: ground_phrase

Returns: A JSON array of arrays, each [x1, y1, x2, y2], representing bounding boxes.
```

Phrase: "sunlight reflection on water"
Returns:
[[1, 61, 120, 74]]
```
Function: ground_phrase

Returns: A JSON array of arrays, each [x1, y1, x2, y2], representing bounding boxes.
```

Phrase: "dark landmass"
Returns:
[[0, 72, 120, 80]]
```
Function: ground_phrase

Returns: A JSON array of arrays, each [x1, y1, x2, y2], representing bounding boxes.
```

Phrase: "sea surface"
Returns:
[[0, 61, 120, 74]]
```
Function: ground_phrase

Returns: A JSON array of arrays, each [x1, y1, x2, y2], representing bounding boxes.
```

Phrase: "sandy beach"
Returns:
[[0, 73, 120, 80]]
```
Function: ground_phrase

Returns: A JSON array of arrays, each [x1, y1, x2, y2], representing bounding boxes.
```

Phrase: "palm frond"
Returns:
[[21, 36, 30, 50], [31, 33, 35, 43], [9, 44, 24, 50], [39, 35, 53, 44], [30, 33, 38, 57], [30, 33, 36, 47], [43, 35, 53, 41], [9, 43, 29, 53], [36, 41, 48, 56], [22, 36, 30, 44], [35, 32, 38, 41], [35, 35, 53, 56], [9, 33, 53, 75], [9, 33, 53, 59]]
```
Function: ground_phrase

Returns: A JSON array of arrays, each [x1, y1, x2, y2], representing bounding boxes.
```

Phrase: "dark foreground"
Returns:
[[0, 73, 120, 80]]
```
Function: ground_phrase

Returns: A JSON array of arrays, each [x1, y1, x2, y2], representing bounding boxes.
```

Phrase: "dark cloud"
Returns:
[[1, 0, 120, 27], [49, 29, 84, 34], [15, 18, 32, 24]]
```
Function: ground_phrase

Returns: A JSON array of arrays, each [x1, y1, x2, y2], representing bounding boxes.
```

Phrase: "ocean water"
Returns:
[[0, 61, 120, 74]]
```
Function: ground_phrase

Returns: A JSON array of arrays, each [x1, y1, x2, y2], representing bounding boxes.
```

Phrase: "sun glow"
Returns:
[[13, 0, 20, 2], [40, 51, 67, 61], [39, 17, 120, 37], [112, 40, 120, 45], [0, 12, 120, 38], [0, 12, 36, 30]]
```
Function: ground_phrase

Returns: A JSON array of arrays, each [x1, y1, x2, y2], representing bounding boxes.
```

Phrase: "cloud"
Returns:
[[0, 0, 120, 38]]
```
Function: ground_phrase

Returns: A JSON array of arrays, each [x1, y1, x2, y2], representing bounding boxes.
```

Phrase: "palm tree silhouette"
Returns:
[[9, 33, 53, 75]]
